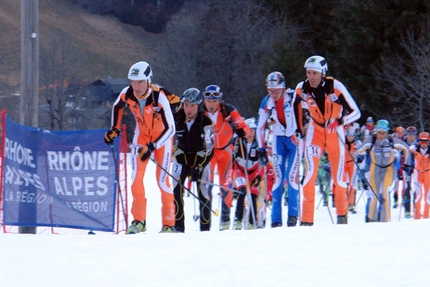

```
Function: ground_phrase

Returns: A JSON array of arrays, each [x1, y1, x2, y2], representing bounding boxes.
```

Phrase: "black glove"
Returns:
[[397, 170, 403, 181], [251, 175, 262, 187], [104, 128, 120, 145], [258, 148, 268, 166], [403, 165, 413, 176], [356, 154, 365, 164], [295, 129, 304, 139], [138, 143, 155, 161], [361, 178, 369, 190], [233, 187, 245, 199], [236, 128, 246, 138], [190, 166, 202, 182]]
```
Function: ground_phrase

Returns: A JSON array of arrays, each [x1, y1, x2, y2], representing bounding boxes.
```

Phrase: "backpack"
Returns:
[[125, 84, 182, 114], [369, 133, 397, 168], [371, 134, 394, 149]]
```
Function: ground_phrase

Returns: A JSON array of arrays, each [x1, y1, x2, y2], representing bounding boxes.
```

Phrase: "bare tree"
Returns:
[[375, 20, 430, 131], [40, 32, 83, 130], [152, 1, 207, 93], [156, 0, 298, 117]]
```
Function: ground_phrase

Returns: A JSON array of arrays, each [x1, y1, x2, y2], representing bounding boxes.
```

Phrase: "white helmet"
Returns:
[[346, 126, 356, 137], [304, 56, 328, 74], [266, 71, 286, 89], [245, 117, 257, 129], [128, 61, 153, 82]]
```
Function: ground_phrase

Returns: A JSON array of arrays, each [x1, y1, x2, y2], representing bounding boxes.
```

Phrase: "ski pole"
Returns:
[[326, 203, 335, 224], [192, 181, 200, 222], [150, 157, 220, 216], [356, 187, 365, 206], [238, 139, 257, 228], [316, 194, 324, 209], [297, 136, 303, 223], [110, 144, 128, 225], [198, 179, 243, 194]]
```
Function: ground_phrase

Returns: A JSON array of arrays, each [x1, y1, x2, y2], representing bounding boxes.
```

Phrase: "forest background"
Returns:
[[0, 0, 429, 134]]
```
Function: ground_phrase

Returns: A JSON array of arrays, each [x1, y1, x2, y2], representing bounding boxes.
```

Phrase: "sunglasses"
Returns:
[[203, 91, 222, 98]]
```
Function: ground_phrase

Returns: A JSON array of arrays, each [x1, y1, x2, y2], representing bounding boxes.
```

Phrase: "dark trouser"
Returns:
[[198, 180, 212, 231], [173, 166, 191, 233], [234, 189, 258, 224], [174, 165, 212, 232], [403, 184, 411, 213]]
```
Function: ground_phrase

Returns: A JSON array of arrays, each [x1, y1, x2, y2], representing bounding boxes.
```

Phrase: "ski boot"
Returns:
[[160, 226, 176, 233], [126, 220, 146, 234], [337, 214, 348, 224], [220, 221, 230, 231], [287, 216, 298, 227], [234, 219, 242, 230]]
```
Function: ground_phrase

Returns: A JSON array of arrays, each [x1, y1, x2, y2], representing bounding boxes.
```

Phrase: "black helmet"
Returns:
[[181, 88, 202, 104]]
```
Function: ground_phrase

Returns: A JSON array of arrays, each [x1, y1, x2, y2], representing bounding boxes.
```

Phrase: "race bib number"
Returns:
[[272, 154, 281, 165], [130, 144, 143, 156], [235, 177, 246, 187], [171, 162, 182, 176], [307, 145, 321, 158]]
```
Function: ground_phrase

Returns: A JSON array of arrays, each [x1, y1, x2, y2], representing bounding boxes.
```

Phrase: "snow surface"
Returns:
[[1, 160, 429, 287]]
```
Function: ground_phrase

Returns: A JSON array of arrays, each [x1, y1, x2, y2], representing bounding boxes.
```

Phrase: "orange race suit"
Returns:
[[204, 102, 250, 225], [295, 77, 361, 224], [110, 84, 176, 227], [332, 134, 362, 212], [410, 144, 430, 219]]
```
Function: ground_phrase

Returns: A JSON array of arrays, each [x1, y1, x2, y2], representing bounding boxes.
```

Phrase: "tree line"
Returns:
[[152, 0, 430, 131], [43, 0, 430, 132], [71, 0, 185, 33]]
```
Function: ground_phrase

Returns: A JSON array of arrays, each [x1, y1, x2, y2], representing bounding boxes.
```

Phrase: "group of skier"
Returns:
[[104, 55, 430, 234]]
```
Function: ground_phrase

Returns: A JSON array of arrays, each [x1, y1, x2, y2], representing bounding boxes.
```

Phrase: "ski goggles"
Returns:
[[376, 129, 388, 134], [267, 88, 283, 95], [203, 91, 222, 99]]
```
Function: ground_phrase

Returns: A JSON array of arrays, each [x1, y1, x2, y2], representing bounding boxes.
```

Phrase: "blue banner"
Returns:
[[2, 115, 118, 231]]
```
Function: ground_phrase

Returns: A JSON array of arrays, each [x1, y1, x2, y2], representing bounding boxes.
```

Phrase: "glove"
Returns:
[[190, 166, 202, 182], [327, 118, 342, 133], [233, 187, 245, 199], [138, 143, 155, 161], [104, 128, 120, 145], [251, 175, 262, 187], [403, 165, 413, 176], [291, 132, 300, 146], [397, 170, 403, 181], [356, 154, 365, 164], [236, 129, 246, 138], [258, 148, 269, 166]]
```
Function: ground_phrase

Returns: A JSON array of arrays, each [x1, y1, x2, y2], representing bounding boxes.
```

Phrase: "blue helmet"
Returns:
[[203, 85, 223, 100], [375, 119, 390, 132]]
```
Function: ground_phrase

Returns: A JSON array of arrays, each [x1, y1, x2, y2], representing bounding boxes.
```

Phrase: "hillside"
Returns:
[[0, 0, 162, 121]]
